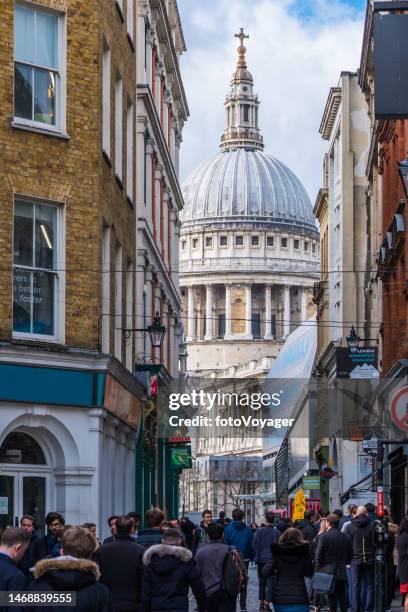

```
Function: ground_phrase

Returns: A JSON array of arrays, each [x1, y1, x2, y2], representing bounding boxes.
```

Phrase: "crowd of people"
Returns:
[[0, 503, 408, 611]]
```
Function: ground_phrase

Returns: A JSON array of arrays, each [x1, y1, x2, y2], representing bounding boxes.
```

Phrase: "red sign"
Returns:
[[377, 488, 384, 517], [167, 436, 191, 444], [390, 386, 408, 432]]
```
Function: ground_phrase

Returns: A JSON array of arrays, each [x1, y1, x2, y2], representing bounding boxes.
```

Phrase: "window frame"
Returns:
[[12, 195, 65, 343], [281, 236, 288, 249], [266, 235, 274, 247], [192, 237, 199, 250], [304, 240, 309, 252], [13, 3, 67, 135], [219, 235, 228, 247], [205, 236, 213, 248], [235, 235, 244, 247], [251, 235, 259, 247], [294, 238, 300, 250]]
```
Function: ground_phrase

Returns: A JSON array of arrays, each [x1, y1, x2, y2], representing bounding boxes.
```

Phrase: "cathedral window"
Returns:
[[205, 236, 212, 247], [235, 235, 244, 246], [192, 237, 198, 249], [312, 242, 316, 254], [243, 104, 250, 122], [304, 241, 309, 252], [294, 239, 300, 250], [220, 236, 228, 246], [267, 236, 274, 247], [281, 237, 288, 248], [251, 235, 259, 246], [181, 240, 186, 250]]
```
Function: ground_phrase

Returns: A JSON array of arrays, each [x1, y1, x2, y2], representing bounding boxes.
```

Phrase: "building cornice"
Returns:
[[359, 0, 374, 91], [319, 87, 342, 141], [313, 187, 328, 221]]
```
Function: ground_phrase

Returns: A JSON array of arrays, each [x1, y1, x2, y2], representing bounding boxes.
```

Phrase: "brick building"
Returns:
[[0, 0, 188, 534]]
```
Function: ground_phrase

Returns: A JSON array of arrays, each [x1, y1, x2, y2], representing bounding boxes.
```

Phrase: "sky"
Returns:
[[177, 0, 366, 203]]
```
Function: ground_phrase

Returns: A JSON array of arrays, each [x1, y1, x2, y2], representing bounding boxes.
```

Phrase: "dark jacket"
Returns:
[[276, 519, 292, 535], [296, 519, 316, 544], [137, 528, 165, 550], [102, 536, 115, 545], [31, 534, 59, 564], [18, 534, 37, 578], [223, 520, 255, 560], [191, 522, 210, 555], [180, 519, 195, 549], [140, 543, 206, 612], [27, 556, 112, 612], [0, 553, 27, 612], [95, 536, 145, 611], [254, 524, 280, 563], [349, 515, 375, 565], [262, 542, 313, 605], [397, 532, 408, 585], [194, 541, 229, 596], [315, 527, 353, 580]]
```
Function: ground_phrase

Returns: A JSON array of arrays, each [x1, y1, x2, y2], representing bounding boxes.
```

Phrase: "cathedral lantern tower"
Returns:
[[220, 29, 264, 152]]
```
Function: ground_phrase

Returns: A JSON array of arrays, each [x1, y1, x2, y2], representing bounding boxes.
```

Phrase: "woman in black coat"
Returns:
[[397, 518, 408, 612], [262, 527, 313, 612]]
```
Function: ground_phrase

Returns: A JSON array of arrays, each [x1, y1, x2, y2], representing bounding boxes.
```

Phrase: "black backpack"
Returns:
[[221, 548, 247, 596]]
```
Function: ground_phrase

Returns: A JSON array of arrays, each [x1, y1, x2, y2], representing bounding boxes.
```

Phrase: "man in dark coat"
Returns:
[[28, 526, 112, 612], [137, 508, 165, 549], [103, 515, 118, 545], [315, 513, 353, 612], [18, 515, 37, 579], [95, 515, 144, 612], [224, 508, 254, 612], [349, 506, 375, 612], [191, 509, 212, 555], [140, 528, 206, 612], [179, 517, 195, 550], [0, 527, 30, 612], [254, 510, 279, 610], [296, 509, 317, 545], [31, 512, 65, 563]]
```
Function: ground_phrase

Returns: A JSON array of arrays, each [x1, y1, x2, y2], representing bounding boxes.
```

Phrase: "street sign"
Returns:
[[363, 437, 380, 456], [336, 347, 379, 379], [390, 386, 408, 432], [302, 476, 320, 490]]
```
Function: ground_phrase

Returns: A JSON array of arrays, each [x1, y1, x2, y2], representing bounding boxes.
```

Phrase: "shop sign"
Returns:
[[336, 347, 379, 379], [104, 374, 143, 430], [170, 446, 192, 470], [302, 476, 320, 490]]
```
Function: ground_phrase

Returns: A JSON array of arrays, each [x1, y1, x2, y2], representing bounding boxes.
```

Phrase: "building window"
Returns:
[[304, 241, 309, 252], [251, 235, 259, 246], [13, 198, 59, 338], [181, 240, 186, 250], [243, 104, 250, 122], [102, 39, 111, 156], [312, 242, 316, 254], [14, 4, 63, 129], [101, 223, 111, 354], [115, 71, 123, 181], [205, 236, 212, 247], [114, 243, 123, 361], [126, 100, 133, 201], [235, 235, 244, 246], [267, 236, 274, 247], [281, 237, 288, 248], [192, 237, 198, 249], [220, 235, 228, 246], [294, 239, 299, 250]]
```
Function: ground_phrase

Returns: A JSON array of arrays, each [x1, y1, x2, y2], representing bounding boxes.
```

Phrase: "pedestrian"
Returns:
[[250, 522, 258, 534], [137, 508, 165, 549], [365, 503, 377, 523], [0, 527, 30, 602], [254, 510, 279, 611], [216, 511, 227, 526], [95, 515, 144, 612], [315, 513, 352, 612], [296, 509, 317, 546], [276, 516, 292, 535], [31, 512, 65, 563], [179, 516, 195, 550], [126, 512, 141, 540], [224, 507, 254, 612], [28, 526, 112, 611], [195, 522, 243, 612], [383, 508, 398, 612], [333, 508, 343, 522], [81, 522, 102, 550], [192, 509, 213, 555], [140, 527, 206, 612], [18, 515, 37, 579], [340, 504, 357, 530], [397, 517, 408, 612], [262, 527, 313, 612], [349, 505, 375, 612], [103, 516, 118, 544]]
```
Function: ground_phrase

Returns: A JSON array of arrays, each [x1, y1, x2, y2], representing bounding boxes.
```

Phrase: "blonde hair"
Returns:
[[318, 518, 328, 535]]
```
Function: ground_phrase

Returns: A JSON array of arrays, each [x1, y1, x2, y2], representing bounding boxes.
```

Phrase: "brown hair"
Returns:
[[146, 508, 164, 528], [1, 527, 31, 548], [326, 513, 340, 527], [279, 527, 305, 545], [60, 527, 96, 559]]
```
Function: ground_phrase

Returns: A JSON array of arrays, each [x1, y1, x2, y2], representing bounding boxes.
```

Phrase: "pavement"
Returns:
[[189, 565, 405, 611]]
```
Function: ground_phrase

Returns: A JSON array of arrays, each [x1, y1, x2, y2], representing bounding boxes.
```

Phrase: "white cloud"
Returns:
[[178, 0, 364, 202]]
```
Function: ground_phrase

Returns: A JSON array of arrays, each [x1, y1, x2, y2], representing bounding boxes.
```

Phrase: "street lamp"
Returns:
[[123, 311, 167, 349], [346, 326, 360, 352], [398, 156, 408, 199]]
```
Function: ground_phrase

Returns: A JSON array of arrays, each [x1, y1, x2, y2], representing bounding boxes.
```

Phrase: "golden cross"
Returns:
[[235, 28, 249, 47]]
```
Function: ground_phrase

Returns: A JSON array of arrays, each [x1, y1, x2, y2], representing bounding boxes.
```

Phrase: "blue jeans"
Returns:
[[274, 606, 310, 612], [350, 563, 374, 612]]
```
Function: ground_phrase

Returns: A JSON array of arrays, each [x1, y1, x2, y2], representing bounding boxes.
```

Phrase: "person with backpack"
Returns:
[[192, 509, 212, 555], [224, 508, 254, 612], [195, 522, 245, 612], [254, 510, 279, 611]]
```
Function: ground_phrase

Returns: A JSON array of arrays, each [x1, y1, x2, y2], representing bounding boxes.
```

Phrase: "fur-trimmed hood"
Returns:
[[33, 556, 100, 591], [143, 544, 192, 574]]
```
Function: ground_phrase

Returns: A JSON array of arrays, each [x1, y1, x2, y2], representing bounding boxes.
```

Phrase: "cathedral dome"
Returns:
[[181, 148, 316, 233]]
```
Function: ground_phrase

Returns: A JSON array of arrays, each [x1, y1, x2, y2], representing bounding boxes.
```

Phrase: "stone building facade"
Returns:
[[0, 0, 187, 534]]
